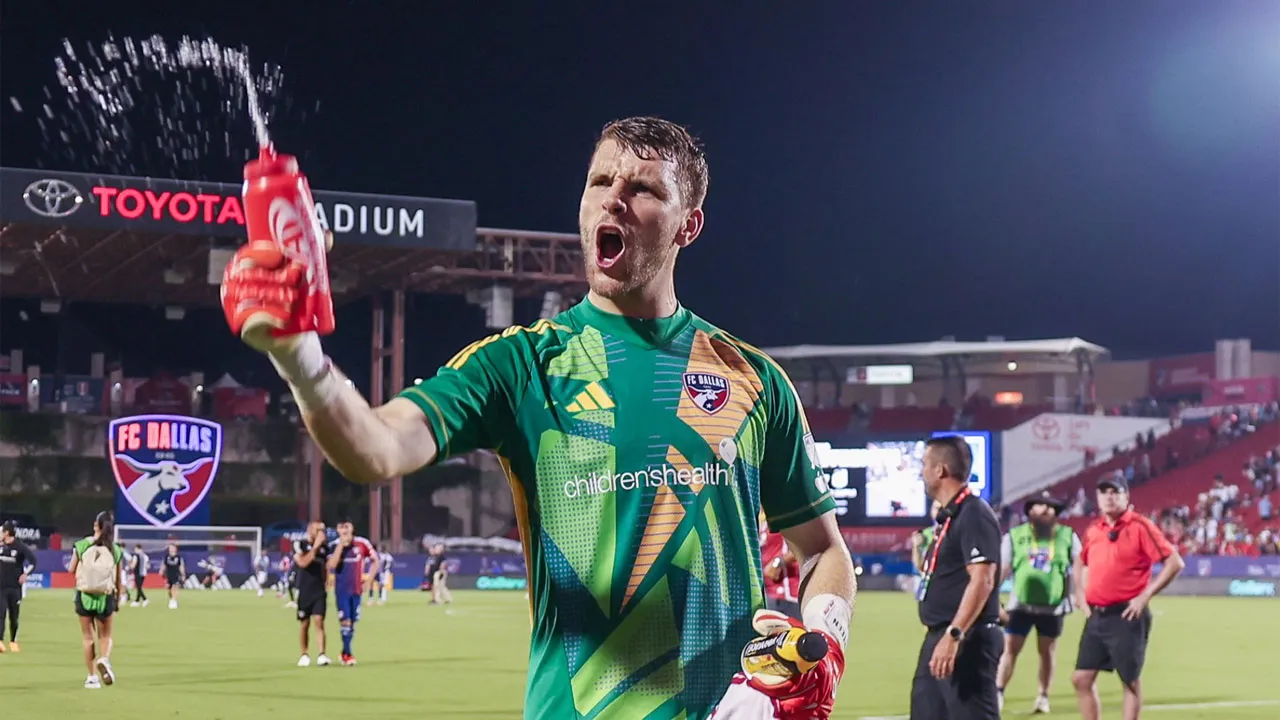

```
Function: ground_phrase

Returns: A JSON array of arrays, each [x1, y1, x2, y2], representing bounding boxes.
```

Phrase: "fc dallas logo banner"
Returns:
[[108, 414, 223, 528]]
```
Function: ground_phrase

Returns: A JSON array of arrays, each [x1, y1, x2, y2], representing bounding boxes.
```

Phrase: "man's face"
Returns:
[[167, 545, 177, 555], [578, 139, 702, 301], [338, 522, 354, 542], [921, 447, 945, 498], [310, 522, 326, 541], [1, 531, 13, 544], [1027, 503, 1057, 527], [1097, 486, 1128, 514]]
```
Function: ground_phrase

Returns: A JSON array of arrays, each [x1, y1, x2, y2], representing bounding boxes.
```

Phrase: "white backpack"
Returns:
[[77, 545, 117, 595]]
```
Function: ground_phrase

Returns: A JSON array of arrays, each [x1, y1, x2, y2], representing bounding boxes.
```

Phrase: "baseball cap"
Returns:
[[1097, 476, 1128, 493], [1023, 491, 1066, 515], [1, 520, 15, 536]]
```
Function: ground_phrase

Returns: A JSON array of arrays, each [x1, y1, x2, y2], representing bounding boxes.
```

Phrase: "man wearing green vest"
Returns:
[[996, 492, 1079, 715]]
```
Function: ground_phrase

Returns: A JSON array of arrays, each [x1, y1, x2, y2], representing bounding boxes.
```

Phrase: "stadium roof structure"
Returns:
[[0, 166, 587, 306], [763, 337, 1111, 377]]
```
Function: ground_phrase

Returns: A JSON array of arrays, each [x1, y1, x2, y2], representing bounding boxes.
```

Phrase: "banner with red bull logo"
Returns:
[[108, 414, 223, 528]]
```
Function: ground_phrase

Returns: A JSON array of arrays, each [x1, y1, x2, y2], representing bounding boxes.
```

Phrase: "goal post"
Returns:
[[114, 525, 263, 586]]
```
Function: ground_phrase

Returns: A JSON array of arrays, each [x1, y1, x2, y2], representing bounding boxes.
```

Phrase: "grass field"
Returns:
[[0, 590, 1273, 718]]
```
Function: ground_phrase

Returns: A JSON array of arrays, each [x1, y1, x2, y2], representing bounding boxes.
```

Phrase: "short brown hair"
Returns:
[[597, 116, 709, 209], [926, 436, 973, 481]]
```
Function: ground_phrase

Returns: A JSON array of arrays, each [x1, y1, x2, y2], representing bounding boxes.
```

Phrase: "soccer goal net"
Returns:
[[114, 525, 262, 590]]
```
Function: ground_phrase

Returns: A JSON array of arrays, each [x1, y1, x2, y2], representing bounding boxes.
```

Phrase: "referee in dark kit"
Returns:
[[910, 436, 1002, 719], [1072, 476, 1183, 720], [0, 520, 38, 653]]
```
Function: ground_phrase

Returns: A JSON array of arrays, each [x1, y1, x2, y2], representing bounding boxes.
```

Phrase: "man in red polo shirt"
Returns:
[[1071, 476, 1185, 720]]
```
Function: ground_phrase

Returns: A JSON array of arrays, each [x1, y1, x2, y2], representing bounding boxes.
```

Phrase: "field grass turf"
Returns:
[[0, 590, 1273, 718]]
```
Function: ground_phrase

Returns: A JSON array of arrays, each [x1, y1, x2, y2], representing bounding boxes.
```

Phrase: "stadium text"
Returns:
[[87, 186, 427, 239], [115, 420, 216, 453], [563, 463, 732, 498]]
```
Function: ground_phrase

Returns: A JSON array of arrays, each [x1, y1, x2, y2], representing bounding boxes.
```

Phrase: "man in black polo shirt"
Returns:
[[910, 436, 1002, 720], [292, 521, 333, 667]]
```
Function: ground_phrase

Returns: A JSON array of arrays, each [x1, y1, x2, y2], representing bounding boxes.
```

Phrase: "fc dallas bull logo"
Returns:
[[683, 372, 731, 415], [108, 414, 223, 527]]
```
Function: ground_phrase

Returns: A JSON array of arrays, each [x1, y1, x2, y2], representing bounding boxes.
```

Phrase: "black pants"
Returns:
[[910, 624, 1002, 720], [0, 588, 20, 642], [133, 574, 147, 602], [1075, 605, 1152, 686]]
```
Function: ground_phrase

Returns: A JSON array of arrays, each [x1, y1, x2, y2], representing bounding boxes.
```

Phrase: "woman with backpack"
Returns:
[[67, 511, 124, 689]]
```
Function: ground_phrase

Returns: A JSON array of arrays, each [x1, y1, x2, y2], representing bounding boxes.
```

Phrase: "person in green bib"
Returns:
[[996, 492, 1079, 714], [67, 511, 125, 689]]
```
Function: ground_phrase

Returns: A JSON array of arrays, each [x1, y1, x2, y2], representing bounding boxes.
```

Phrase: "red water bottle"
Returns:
[[241, 146, 336, 337]]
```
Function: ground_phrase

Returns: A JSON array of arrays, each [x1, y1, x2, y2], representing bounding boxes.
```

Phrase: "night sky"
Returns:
[[2, 1, 1278, 389]]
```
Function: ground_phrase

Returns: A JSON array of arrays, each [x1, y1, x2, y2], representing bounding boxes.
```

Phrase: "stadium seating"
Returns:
[[806, 407, 855, 435], [967, 404, 1051, 432], [868, 406, 956, 434], [1036, 424, 1205, 506]]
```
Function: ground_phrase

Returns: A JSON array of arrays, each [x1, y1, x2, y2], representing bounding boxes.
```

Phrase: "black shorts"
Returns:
[[166, 573, 182, 588], [296, 591, 327, 622], [910, 624, 1002, 720], [1004, 610, 1064, 639], [1075, 605, 1152, 685], [74, 592, 117, 620]]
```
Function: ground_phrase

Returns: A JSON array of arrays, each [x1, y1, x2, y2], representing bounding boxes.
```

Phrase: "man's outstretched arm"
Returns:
[[289, 355, 438, 484]]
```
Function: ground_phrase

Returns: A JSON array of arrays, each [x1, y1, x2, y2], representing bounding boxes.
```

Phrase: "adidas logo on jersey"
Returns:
[[564, 382, 614, 414]]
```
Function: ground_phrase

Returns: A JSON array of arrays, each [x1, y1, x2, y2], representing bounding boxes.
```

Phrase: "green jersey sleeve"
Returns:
[[754, 356, 836, 531], [397, 328, 534, 461]]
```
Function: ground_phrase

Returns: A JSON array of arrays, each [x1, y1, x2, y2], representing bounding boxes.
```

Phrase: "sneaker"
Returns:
[[316, 654, 332, 667], [85, 675, 101, 689], [341, 653, 357, 666], [8, 642, 19, 653], [168, 599, 178, 610], [285, 601, 297, 609], [0, 641, 6, 654], [297, 654, 311, 667], [130, 602, 139, 608], [142, 600, 149, 607], [1033, 694, 1051, 714], [95, 657, 115, 686]]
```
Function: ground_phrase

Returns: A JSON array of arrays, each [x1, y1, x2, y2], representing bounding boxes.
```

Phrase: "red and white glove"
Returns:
[[220, 234, 338, 409], [713, 605, 848, 720]]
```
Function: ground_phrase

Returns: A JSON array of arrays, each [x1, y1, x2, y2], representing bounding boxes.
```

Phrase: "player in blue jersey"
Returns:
[[327, 520, 378, 666]]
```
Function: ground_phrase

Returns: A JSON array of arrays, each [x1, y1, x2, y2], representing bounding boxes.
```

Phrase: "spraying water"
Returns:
[[6, 35, 312, 179]]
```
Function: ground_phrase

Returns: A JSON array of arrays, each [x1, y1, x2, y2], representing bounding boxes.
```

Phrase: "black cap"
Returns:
[[795, 632, 830, 663], [1023, 491, 1066, 516], [0, 520, 14, 536], [1097, 476, 1128, 493]]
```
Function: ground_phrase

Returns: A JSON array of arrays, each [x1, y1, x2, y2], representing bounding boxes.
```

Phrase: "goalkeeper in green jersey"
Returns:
[[222, 116, 857, 719]]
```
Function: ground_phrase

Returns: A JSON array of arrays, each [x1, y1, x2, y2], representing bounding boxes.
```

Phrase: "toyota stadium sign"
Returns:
[[2, 166, 477, 252]]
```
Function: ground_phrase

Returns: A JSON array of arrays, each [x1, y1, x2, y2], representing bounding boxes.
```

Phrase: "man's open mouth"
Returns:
[[595, 226, 625, 269]]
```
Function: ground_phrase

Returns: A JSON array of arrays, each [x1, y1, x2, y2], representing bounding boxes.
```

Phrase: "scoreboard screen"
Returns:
[[813, 431, 993, 526]]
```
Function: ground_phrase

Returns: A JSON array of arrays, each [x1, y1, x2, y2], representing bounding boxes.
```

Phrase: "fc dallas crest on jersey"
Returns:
[[683, 372, 731, 415], [108, 415, 223, 527]]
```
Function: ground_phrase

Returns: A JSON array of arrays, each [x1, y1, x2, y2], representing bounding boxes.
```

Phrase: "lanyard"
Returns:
[[921, 487, 972, 582]]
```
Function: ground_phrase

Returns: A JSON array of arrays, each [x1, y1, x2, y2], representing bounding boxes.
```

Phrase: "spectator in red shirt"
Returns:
[[1071, 477, 1185, 720], [758, 512, 800, 618]]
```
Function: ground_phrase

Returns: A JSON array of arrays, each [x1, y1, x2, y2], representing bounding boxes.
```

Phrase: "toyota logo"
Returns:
[[22, 179, 84, 218], [1031, 416, 1060, 441]]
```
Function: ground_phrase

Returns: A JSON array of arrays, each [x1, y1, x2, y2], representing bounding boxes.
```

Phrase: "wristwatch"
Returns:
[[946, 625, 965, 642]]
